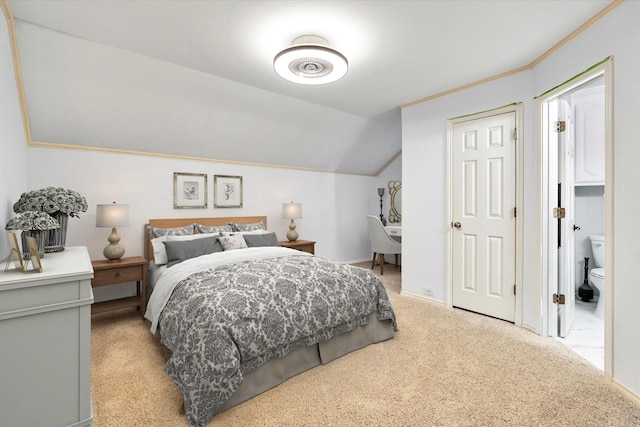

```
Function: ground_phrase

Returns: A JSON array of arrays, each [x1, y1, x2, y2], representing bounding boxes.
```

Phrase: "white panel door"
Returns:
[[452, 112, 516, 322]]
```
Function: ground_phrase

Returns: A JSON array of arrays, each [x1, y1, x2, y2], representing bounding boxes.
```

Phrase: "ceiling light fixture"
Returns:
[[273, 35, 348, 85]]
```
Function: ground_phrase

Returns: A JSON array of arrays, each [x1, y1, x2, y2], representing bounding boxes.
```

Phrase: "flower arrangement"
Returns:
[[13, 187, 88, 218], [5, 211, 60, 231]]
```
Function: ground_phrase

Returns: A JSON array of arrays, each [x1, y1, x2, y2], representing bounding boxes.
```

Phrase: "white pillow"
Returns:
[[218, 234, 248, 251], [152, 233, 220, 265], [151, 236, 170, 265]]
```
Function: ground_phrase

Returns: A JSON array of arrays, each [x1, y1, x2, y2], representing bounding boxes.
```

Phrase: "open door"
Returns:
[[557, 98, 576, 337], [545, 98, 560, 333], [545, 97, 576, 337]]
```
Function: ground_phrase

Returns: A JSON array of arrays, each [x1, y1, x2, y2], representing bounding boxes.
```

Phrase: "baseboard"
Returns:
[[611, 378, 640, 405], [345, 258, 372, 265], [400, 290, 446, 305]]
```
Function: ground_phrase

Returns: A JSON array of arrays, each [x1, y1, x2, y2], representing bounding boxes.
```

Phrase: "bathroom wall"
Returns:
[[574, 185, 605, 298]]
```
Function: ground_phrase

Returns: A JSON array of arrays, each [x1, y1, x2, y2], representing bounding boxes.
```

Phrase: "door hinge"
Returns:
[[514, 206, 517, 218], [553, 207, 566, 219], [512, 128, 517, 141], [554, 121, 566, 132], [553, 293, 566, 304], [514, 284, 516, 295]]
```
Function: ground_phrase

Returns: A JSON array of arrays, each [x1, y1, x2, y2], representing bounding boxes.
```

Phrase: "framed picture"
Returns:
[[25, 236, 43, 273], [214, 175, 243, 208], [4, 233, 24, 272], [174, 172, 207, 209]]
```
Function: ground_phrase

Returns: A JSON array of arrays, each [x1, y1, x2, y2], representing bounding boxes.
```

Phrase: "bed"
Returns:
[[143, 216, 397, 427]]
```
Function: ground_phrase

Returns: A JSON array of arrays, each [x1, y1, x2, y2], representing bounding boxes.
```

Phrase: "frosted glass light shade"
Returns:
[[274, 35, 348, 85]]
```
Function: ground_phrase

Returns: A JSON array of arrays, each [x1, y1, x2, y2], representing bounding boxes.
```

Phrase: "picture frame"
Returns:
[[214, 175, 243, 208], [174, 172, 208, 209], [25, 236, 43, 273], [4, 233, 25, 272]]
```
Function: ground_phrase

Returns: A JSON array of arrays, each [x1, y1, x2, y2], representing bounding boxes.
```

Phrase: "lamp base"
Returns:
[[103, 244, 125, 262], [287, 219, 299, 241], [103, 227, 125, 261]]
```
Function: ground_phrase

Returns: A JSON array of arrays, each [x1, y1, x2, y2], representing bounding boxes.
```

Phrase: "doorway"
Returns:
[[538, 58, 612, 372], [448, 104, 524, 324]]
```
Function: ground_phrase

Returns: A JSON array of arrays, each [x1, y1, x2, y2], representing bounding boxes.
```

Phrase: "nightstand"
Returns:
[[91, 256, 147, 315], [279, 240, 316, 254]]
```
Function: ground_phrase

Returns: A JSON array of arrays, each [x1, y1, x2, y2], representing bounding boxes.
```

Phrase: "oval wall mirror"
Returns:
[[388, 180, 402, 223]]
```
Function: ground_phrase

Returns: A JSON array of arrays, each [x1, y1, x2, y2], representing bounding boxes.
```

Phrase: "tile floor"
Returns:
[[557, 300, 604, 370]]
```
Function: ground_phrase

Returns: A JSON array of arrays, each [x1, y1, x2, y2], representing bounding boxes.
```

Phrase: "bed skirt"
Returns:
[[216, 312, 395, 413]]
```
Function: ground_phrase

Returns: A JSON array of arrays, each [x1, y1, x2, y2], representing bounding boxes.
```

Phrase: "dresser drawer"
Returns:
[[92, 265, 142, 287]]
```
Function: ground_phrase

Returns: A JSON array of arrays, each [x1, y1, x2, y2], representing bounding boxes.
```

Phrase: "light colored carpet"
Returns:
[[91, 262, 640, 426]]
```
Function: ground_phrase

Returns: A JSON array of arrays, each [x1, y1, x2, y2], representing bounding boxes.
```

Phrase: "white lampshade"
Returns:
[[96, 203, 131, 227], [282, 202, 302, 219]]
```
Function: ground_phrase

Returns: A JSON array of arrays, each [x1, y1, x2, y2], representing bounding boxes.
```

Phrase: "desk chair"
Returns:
[[366, 215, 401, 275]]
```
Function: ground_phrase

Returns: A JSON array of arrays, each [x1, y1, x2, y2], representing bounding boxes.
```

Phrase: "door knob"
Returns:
[[453, 221, 462, 230], [573, 225, 581, 231]]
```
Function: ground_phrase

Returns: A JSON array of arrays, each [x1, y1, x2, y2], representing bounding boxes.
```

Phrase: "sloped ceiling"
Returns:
[[7, 0, 614, 175]]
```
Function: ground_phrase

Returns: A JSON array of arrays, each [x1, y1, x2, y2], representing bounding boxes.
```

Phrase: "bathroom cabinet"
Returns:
[[0, 246, 94, 426], [573, 85, 605, 185]]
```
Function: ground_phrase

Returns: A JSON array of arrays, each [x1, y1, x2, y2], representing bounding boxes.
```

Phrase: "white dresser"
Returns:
[[0, 246, 94, 427]]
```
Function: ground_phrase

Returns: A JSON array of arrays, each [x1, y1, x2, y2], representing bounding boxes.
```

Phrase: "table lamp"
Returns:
[[282, 202, 302, 241], [96, 202, 130, 262]]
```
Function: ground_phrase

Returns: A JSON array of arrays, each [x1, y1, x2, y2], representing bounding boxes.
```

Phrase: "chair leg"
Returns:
[[371, 252, 377, 270], [395, 254, 398, 269], [380, 254, 384, 275]]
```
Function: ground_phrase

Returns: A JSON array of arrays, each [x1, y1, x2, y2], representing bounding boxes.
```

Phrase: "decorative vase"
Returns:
[[45, 212, 69, 252], [21, 230, 46, 259]]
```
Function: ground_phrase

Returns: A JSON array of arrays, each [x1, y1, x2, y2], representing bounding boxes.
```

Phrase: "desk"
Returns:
[[385, 226, 402, 242]]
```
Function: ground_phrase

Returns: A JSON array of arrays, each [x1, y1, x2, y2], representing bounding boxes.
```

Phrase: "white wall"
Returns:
[[402, 71, 534, 309], [402, 1, 640, 398], [0, 7, 28, 261], [25, 147, 380, 264]]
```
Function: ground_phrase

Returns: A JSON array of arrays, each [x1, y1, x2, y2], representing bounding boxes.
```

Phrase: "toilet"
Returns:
[[588, 234, 605, 320]]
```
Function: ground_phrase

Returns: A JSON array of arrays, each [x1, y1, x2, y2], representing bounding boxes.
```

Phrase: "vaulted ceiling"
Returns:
[[7, 0, 613, 175]]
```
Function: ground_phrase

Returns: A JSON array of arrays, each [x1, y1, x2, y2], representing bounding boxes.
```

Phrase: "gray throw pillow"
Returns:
[[243, 232, 279, 247], [163, 235, 222, 267]]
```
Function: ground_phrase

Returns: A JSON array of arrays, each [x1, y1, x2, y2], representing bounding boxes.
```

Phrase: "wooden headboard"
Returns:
[[144, 216, 268, 262]]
